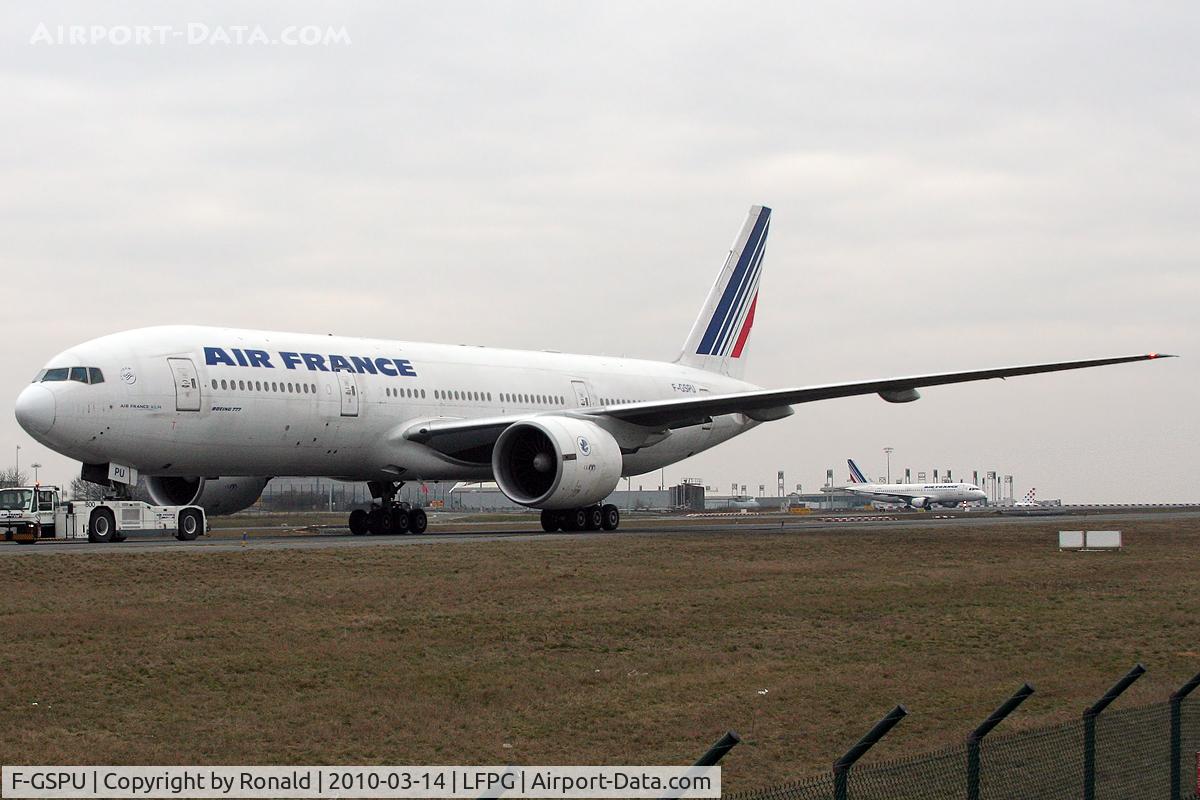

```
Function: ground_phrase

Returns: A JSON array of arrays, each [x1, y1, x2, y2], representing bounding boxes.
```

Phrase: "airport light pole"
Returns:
[[31, 463, 41, 483], [14, 444, 20, 479], [883, 447, 893, 484]]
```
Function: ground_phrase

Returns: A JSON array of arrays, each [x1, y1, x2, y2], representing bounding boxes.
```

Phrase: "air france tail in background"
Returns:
[[677, 205, 770, 379], [848, 458, 870, 484]]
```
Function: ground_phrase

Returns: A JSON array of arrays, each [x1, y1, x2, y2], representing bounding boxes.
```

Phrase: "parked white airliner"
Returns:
[[831, 458, 987, 509], [14, 206, 1173, 535]]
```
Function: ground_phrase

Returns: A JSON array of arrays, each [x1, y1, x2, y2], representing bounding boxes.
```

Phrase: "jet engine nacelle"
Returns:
[[145, 476, 270, 515], [492, 418, 622, 510], [909, 496, 929, 509]]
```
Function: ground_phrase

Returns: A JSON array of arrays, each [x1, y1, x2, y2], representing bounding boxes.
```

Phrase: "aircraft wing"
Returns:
[[589, 353, 1171, 429], [403, 353, 1171, 459]]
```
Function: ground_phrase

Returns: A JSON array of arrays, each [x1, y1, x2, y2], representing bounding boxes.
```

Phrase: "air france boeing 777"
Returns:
[[13, 206, 1173, 535]]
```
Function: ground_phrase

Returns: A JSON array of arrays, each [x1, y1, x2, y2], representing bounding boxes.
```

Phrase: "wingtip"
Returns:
[[1146, 352, 1179, 359]]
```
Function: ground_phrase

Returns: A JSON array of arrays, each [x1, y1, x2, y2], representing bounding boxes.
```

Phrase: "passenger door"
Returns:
[[699, 387, 713, 430], [337, 372, 360, 417], [167, 358, 201, 411], [570, 379, 593, 408]]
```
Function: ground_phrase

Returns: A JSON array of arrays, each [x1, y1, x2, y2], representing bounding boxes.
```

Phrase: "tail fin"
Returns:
[[847, 459, 869, 484], [676, 205, 771, 379]]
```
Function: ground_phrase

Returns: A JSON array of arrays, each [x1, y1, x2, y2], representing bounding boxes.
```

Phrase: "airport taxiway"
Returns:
[[3, 509, 1197, 556]]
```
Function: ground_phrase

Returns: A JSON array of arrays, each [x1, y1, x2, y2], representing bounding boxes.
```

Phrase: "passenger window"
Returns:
[[88, 368, 105, 384], [212, 380, 218, 390], [220, 379, 228, 390], [70, 367, 89, 383]]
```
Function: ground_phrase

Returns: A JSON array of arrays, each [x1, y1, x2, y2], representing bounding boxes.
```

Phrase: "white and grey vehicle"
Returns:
[[12, 206, 1172, 535], [52, 499, 207, 543], [0, 486, 59, 540]]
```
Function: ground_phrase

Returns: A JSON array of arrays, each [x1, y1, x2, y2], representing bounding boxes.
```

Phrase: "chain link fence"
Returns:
[[727, 667, 1200, 800]]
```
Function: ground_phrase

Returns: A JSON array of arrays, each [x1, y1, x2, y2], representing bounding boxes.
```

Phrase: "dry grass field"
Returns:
[[2, 515, 1198, 792]]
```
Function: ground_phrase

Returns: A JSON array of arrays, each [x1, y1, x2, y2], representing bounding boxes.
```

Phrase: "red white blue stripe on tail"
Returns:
[[695, 207, 770, 358], [847, 459, 869, 484], [676, 206, 771, 380]]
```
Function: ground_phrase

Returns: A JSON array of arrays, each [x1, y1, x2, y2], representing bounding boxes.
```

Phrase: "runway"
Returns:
[[3, 509, 1198, 556]]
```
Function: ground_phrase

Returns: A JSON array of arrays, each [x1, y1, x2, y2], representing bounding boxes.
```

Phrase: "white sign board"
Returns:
[[1087, 530, 1122, 549], [107, 462, 139, 486], [1059, 531, 1085, 549]]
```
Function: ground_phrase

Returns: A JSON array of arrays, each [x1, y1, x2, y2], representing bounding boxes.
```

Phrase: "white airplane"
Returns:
[[13, 206, 1173, 535], [831, 459, 987, 509]]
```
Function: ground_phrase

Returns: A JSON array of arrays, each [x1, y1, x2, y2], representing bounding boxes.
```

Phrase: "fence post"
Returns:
[[1083, 663, 1145, 800], [966, 683, 1034, 800], [1169, 671, 1200, 800], [832, 705, 907, 800], [693, 731, 741, 767]]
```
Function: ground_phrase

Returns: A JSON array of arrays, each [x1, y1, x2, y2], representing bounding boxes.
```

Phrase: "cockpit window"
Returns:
[[39, 366, 104, 384]]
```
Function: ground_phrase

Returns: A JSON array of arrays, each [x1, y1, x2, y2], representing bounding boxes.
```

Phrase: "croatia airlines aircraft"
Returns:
[[833, 458, 987, 509], [14, 206, 1172, 535]]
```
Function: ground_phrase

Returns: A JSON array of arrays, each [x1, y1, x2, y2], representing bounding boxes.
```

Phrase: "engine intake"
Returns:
[[492, 418, 621, 510], [145, 476, 269, 515]]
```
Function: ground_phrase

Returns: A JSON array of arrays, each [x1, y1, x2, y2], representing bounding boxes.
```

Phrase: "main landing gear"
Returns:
[[540, 504, 620, 533], [348, 481, 429, 536]]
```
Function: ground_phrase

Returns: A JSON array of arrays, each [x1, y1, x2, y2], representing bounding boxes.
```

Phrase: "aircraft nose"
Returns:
[[15, 384, 55, 435]]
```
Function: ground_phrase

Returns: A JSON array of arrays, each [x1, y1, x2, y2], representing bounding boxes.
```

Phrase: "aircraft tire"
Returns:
[[377, 508, 395, 535], [540, 510, 560, 532], [348, 508, 368, 535], [409, 508, 428, 534], [563, 508, 586, 532], [584, 505, 603, 531], [176, 508, 202, 541], [392, 507, 410, 534], [89, 509, 115, 543], [600, 504, 620, 531]]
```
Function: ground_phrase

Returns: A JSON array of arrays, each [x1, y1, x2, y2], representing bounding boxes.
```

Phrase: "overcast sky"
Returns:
[[1, 1, 1196, 502]]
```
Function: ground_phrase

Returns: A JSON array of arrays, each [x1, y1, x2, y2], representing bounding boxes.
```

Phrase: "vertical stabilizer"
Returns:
[[676, 205, 771, 379], [848, 459, 869, 484]]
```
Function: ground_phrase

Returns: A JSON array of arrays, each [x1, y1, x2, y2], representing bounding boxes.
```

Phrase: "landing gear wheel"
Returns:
[[176, 508, 202, 541], [349, 508, 368, 535], [540, 510, 560, 533], [563, 508, 587, 532], [600, 504, 620, 531], [392, 507, 410, 534], [409, 508, 428, 534], [584, 505, 603, 531], [89, 508, 115, 543], [367, 508, 382, 535], [377, 508, 395, 535]]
